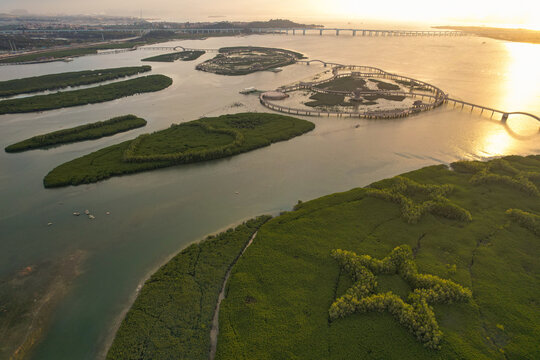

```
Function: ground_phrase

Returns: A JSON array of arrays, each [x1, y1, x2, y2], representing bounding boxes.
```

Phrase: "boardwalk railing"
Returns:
[[445, 98, 540, 123], [264, 63, 447, 119]]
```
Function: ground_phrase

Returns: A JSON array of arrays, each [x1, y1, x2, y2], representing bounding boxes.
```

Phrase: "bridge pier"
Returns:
[[303, 29, 306, 35], [293, 29, 296, 35], [336, 29, 340, 36], [320, 29, 323, 35], [352, 30, 356, 36], [501, 113, 509, 123]]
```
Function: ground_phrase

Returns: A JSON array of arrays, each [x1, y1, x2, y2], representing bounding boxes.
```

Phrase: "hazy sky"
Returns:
[[2, 0, 539, 28]]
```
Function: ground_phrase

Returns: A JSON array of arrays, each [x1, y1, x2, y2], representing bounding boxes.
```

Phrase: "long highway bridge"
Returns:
[[0, 27, 466, 37]]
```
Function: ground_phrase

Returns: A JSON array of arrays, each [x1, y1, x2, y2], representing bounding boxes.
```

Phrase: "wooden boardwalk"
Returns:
[[262, 62, 539, 123]]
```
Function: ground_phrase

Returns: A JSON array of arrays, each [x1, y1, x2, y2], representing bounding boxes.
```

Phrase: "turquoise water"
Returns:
[[0, 32, 538, 359]]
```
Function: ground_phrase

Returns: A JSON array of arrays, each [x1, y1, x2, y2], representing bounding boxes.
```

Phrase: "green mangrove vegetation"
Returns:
[[43, 113, 314, 187], [142, 50, 205, 62], [329, 246, 472, 350], [214, 155, 540, 359], [107, 216, 271, 360], [5, 115, 146, 153], [0, 75, 172, 115], [196, 46, 304, 75], [0, 66, 151, 97], [505, 208, 540, 236]]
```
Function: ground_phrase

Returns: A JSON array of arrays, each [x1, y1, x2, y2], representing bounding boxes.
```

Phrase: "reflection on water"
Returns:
[[501, 42, 540, 115], [480, 128, 513, 157]]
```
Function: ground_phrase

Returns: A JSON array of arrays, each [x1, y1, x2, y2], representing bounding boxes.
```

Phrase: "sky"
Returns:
[[2, 0, 539, 29]]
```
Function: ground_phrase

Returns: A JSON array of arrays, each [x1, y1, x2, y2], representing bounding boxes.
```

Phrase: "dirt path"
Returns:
[[209, 231, 258, 360]]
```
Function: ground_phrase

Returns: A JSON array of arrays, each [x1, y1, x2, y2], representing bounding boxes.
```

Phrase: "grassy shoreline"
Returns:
[[106, 216, 271, 360], [43, 113, 314, 188], [0, 75, 172, 115], [0, 66, 151, 98], [5, 115, 147, 153]]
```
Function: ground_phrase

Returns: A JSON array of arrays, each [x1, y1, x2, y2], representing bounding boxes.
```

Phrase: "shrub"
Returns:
[[366, 176, 471, 223], [506, 209, 540, 236], [330, 246, 472, 349]]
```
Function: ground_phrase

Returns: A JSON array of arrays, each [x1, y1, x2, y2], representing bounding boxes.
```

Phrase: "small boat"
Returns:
[[63, 57, 73, 62], [88, 215, 95, 220], [84, 210, 90, 215], [239, 87, 257, 94], [47, 222, 53, 226], [106, 211, 110, 215], [268, 68, 283, 73], [73, 212, 80, 216]]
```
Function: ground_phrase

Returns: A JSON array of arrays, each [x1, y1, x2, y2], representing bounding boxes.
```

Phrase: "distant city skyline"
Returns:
[[1, 0, 539, 30]]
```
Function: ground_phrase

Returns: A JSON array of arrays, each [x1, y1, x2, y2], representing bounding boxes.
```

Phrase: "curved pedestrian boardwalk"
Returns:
[[261, 61, 539, 123]]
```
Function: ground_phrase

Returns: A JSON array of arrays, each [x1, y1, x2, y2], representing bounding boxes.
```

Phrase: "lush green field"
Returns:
[[107, 216, 271, 360], [5, 115, 146, 153], [0, 66, 151, 97], [0, 75, 172, 115], [43, 113, 314, 187], [142, 50, 205, 62], [197, 47, 304, 75], [216, 155, 540, 359]]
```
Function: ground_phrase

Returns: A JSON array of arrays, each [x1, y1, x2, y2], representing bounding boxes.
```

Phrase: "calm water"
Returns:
[[0, 31, 539, 360]]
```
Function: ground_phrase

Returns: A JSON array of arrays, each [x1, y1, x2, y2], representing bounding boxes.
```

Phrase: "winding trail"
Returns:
[[209, 231, 259, 360]]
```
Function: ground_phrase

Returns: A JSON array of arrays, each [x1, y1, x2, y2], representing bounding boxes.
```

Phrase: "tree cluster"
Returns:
[[123, 123, 244, 163], [454, 158, 540, 196], [506, 208, 540, 236], [366, 176, 472, 223], [329, 246, 472, 349]]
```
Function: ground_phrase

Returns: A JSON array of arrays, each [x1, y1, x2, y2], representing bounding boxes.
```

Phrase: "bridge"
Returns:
[[0, 27, 466, 37], [444, 98, 540, 123], [253, 28, 466, 37]]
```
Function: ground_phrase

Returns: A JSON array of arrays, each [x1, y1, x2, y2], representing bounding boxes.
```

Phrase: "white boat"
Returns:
[[239, 87, 257, 94]]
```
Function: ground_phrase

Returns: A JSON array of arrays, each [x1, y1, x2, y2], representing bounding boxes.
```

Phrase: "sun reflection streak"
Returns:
[[501, 42, 540, 114], [481, 129, 514, 157]]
